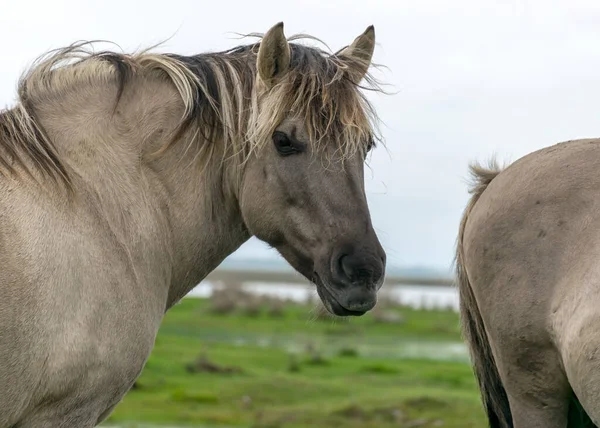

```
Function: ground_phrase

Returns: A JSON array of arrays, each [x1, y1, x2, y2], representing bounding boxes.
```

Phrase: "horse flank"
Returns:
[[0, 34, 385, 192]]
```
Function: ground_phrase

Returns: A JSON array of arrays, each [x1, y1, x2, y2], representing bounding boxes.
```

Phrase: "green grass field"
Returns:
[[102, 294, 487, 427]]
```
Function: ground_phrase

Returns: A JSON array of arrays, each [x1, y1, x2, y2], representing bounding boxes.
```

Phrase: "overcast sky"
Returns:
[[2, 0, 600, 270]]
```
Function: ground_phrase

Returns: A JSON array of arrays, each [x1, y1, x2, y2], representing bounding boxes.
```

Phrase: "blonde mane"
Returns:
[[0, 34, 386, 190]]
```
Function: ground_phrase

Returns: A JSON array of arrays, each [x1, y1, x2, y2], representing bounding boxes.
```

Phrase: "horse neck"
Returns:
[[149, 125, 251, 308], [34, 73, 251, 308]]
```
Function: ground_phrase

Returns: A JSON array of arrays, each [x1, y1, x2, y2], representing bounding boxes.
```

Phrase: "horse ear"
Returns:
[[256, 22, 291, 88], [338, 25, 376, 83]]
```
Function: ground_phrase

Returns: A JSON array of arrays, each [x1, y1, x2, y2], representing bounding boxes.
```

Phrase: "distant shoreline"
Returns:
[[218, 256, 453, 280]]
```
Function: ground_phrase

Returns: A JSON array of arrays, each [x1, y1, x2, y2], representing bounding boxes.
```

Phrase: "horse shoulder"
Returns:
[[0, 180, 168, 425]]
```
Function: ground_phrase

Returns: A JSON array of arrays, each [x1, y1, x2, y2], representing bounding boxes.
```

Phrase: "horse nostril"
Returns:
[[339, 254, 354, 281], [337, 252, 383, 286]]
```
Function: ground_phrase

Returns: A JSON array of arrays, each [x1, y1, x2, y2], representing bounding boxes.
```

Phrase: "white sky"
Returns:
[[2, 0, 600, 270]]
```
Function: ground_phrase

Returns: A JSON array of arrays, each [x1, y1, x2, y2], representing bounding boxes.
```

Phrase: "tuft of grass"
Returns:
[[360, 363, 400, 374], [287, 354, 302, 373], [170, 389, 220, 404], [338, 347, 359, 358]]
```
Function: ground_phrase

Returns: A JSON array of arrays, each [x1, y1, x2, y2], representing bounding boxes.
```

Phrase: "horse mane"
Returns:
[[0, 33, 387, 190]]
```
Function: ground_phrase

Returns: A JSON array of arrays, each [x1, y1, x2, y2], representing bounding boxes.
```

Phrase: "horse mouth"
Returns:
[[312, 274, 368, 317], [274, 247, 370, 317]]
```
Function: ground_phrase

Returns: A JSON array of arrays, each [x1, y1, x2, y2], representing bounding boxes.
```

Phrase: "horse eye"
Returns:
[[272, 131, 298, 156], [366, 138, 375, 153]]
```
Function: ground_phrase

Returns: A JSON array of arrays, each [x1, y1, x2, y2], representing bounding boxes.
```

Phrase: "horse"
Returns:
[[456, 139, 600, 427], [0, 22, 387, 427]]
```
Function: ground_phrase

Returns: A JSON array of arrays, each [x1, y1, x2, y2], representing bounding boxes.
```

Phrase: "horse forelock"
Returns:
[[0, 33, 387, 190]]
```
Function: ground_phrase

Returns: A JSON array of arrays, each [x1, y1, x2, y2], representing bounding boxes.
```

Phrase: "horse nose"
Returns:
[[327, 243, 386, 313], [338, 252, 384, 288]]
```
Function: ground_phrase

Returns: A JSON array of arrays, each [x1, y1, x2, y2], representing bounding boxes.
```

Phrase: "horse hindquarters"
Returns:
[[456, 164, 572, 428], [558, 302, 600, 426], [457, 254, 572, 428]]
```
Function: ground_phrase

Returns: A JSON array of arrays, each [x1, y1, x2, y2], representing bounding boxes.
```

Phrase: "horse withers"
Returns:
[[0, 23, 386, 426]]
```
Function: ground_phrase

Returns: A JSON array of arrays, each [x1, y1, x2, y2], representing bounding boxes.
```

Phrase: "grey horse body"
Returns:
[[0, 23, 386, 427], [458, 138, 600, 427]]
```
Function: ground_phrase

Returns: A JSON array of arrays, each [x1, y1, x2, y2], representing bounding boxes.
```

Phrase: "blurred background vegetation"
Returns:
[[101, 282, 485, 428]]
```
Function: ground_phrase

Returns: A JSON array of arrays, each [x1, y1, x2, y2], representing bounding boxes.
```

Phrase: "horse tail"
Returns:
[[568, 395, 597, 427], [455, 161, 513, 428]]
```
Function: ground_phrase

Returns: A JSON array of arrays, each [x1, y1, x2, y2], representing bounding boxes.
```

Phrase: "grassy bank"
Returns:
[[102, 292, 486, 427]]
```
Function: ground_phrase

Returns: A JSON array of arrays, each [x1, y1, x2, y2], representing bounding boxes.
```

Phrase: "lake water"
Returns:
[[188, 280, 460, 312]]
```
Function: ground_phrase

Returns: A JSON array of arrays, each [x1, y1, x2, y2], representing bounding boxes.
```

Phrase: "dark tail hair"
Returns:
[[455, 161, 512, 428]]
